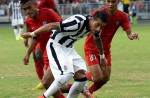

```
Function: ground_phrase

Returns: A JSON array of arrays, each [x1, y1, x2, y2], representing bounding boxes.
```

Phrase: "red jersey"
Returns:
[[36, 0, 55, 9], [84, 7, 131, 55], [26, 8, 62, 46]]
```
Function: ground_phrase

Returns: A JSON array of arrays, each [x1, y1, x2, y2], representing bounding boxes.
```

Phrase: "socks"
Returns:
[[89, 81, 105, 94], [34, 60, 44, 81], [86, 72, 93, 81], [44, 73, 74, 97], [19, 28, 23, 36], [55, 93, 65, 98], [14, 29, 18, 38], [66, 77, 87, 98]]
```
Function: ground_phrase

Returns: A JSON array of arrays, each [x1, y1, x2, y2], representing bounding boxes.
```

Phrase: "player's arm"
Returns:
[[24, 38, 38, 65], [52, 6, 61, 16], [93, 33, 104, 57], [7, 3, 11, 22], [21, 22, 60, 38], [93, 32, 107, 68], [125, 30, 139, 40]]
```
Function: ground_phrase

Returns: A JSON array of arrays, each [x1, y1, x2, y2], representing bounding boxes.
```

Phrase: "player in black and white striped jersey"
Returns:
[[21, 10, 109, 98], [8, 0, 24, 40]]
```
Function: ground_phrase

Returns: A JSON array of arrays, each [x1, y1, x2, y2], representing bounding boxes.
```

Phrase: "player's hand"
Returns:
[[24, 39, 29, 48], [128, 33, 139, 40], [100, 58, 107, 69], [23, 54, 30, 65], [21, 32, 31, 39]]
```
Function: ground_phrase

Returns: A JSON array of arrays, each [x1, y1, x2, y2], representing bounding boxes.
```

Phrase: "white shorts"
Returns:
[[11, 18, 24, 26], [46, 39, 87, 79]]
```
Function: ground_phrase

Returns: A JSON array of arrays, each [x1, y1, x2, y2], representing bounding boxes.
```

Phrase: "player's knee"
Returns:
[[93, 76, 103, 83], [57, 73, 74, 87]]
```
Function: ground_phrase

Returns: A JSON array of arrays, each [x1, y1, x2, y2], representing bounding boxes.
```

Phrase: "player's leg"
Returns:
[[32, 43, 45, 90], [85, 53, 111, 95], [11, 19, 19, 40], [18, 18, 24, 40], [66, 50, 87, 98], [40, 42, 74, 98]]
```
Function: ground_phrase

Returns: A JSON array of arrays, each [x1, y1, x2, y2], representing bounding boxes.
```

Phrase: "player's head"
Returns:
[[21, 0, 37, 18], [105, 0, 120, 11], [89, 10, 109, 34]]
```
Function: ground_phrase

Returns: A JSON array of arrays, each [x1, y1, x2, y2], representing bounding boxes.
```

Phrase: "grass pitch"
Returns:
[[0, 24, 150, 98]]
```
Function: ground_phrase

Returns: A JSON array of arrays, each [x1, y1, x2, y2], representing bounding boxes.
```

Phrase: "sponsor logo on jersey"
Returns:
[[43, 21, 47, 25], [116, 21, 119, 25], [37, 1, 41, 4]]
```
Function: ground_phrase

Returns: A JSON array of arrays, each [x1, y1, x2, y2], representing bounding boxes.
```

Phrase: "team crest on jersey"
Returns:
[[43, 21, 47, 25], [37, 1, 41, 4], [116, 21, 119, 25]]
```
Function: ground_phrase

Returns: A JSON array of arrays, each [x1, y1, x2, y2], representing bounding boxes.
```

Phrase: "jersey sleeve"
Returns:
[[121, 13, 131, 31], [60, 15, 83, 32], [46, 0, 55, 8]]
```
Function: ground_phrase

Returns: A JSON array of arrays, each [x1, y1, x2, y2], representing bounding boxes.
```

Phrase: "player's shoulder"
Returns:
[[25, 17, 33, 23]]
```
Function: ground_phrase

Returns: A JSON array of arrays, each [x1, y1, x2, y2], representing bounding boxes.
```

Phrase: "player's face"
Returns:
[[21, 1, 37, 18], [90, 18, 106, 34], [105, 0, 119, 11]]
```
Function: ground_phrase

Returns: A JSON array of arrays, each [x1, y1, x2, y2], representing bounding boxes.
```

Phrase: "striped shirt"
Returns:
[[51, 14, 91, 48], [9, 0, 23, 20]]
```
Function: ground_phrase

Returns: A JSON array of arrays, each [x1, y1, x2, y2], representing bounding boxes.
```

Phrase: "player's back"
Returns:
[[50, 14, 91, 48]]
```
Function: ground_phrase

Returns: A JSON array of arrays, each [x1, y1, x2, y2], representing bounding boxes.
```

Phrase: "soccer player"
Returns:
[[21, 10, 109, 98], [23, 0, 61, 90], [36, 0, 61, 16], [84, 0, 139, 97], [20, 0, 65, 98], [8, 0, 24, 40]]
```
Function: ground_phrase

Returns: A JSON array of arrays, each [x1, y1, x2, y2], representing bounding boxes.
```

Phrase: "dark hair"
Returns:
[[93, 10, 109, 23], [20, 0, 35, 5]]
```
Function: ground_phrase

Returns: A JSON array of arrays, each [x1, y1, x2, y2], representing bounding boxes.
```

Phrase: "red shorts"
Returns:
[[34, 42, 50, 70], [85, 52, 111, 66]]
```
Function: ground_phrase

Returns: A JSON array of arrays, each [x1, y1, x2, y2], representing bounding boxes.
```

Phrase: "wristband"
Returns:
[[100, 54, 105, 59], [30, 32, 36, 37]]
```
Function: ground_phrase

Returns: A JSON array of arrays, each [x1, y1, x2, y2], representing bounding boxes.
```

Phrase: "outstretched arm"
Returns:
[[21, 22, 60, 39]]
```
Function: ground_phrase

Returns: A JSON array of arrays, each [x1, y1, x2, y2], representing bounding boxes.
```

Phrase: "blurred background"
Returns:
[[0, 0, 150, 23]]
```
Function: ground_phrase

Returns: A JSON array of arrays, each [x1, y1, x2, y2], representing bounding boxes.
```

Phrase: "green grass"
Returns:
[[0, 25, 150, 98]]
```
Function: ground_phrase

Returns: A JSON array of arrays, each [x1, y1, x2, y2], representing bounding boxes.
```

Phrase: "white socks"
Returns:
[[14, 29, 18, 38], [44, 73, 74, 98], [66, 77, 87, 98]]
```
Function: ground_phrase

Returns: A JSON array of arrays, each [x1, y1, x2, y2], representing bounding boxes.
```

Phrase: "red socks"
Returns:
[[34, 60, 44, 80], [56, 94, 65, 98]]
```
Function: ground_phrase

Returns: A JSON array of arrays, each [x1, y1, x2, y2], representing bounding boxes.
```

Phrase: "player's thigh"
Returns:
[[11, 19, 18, 26], [73, 50, 87, 72], [18, 19, 24, 26], [46, 42, 74, 79], [34, 43, 43, 60]]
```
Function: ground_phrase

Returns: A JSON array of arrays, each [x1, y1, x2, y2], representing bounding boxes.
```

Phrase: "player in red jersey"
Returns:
[[21, 0, 65, 98], [23, 0, 61, 90], [36, 0, 61, 16], [83, 0, 139, 97]]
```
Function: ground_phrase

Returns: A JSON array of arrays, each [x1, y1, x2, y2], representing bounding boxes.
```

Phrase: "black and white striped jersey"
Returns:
[[51, 14, 91, 48], [9, 0, 23, 20]]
